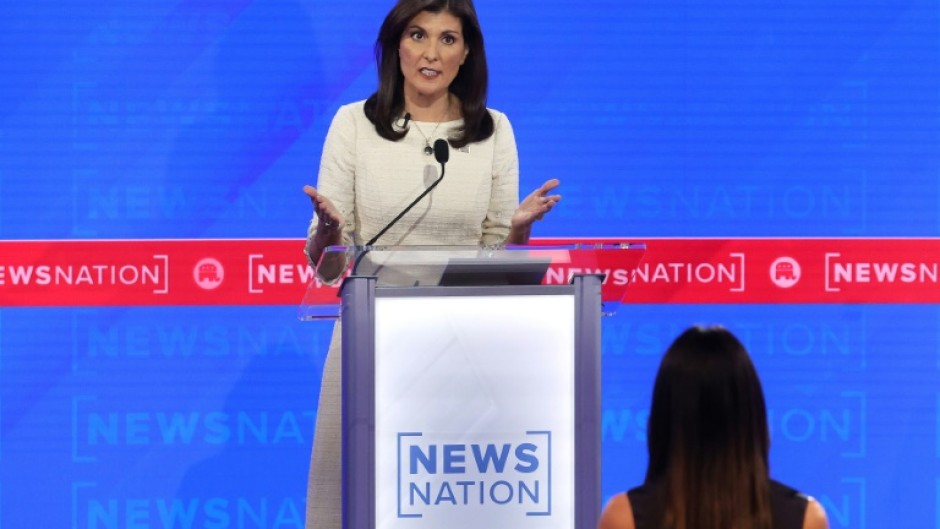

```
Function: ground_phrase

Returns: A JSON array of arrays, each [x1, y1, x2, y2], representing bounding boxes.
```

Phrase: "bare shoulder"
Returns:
[[598, 492, 635, 529], [803, 496, 829, 529]]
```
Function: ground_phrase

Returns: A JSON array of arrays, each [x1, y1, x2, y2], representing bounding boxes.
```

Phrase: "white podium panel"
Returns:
[[374, 294, 575, 528]]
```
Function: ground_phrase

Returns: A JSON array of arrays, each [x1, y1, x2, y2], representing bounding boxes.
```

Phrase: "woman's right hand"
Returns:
[[304, 185, 345, 238], [303, 185, 347, 282]]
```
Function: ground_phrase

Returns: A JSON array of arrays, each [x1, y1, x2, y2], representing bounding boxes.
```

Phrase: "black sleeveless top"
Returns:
[[626, 480, 808, 529]]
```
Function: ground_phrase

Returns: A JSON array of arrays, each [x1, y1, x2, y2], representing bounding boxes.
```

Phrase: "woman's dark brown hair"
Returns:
[[645, 326, 773, 529], [363, 0, 494, 149]]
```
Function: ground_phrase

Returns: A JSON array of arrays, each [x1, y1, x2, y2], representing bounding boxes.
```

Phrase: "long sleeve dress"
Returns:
[[304, 100, 519, 529]]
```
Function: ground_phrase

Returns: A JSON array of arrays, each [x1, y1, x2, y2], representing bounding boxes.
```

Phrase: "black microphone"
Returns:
[[364, 139, 449, 247], [433, 137, 449, 164], [402, 112, 411, 128]]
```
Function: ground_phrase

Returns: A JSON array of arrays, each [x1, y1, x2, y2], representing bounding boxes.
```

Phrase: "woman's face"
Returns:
[[398, 10, 469, 104]]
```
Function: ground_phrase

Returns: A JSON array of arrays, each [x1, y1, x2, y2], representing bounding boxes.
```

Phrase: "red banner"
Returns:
[[1, 238, 939, 306]]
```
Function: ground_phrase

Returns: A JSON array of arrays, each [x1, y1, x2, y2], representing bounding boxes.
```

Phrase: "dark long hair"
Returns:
[[645, 326, 772, 529], [363, 0, 494, 148]]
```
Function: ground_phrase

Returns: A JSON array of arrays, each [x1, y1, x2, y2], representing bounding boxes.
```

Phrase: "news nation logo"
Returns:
[[0, 256, 169, 292], [629, 253, 746, 292], [397, 431, 552, 519], [72, 483, 304, 529], [825, 252, 940, 292], [71, 396, 316, 461]]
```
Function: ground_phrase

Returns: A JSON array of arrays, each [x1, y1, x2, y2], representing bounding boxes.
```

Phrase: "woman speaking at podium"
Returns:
[[599, 326, 829, 529], [301, 0, 560, 527]]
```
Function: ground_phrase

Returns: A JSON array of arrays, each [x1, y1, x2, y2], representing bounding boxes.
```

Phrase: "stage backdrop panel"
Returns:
[[2, 0, 940, 527]]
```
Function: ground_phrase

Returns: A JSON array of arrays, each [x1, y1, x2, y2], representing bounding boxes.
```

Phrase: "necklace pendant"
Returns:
[[424, 144, 434, 155]]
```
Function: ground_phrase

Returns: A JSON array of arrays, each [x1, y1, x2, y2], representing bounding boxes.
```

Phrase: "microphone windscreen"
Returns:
[[433, 139, 449, 164]]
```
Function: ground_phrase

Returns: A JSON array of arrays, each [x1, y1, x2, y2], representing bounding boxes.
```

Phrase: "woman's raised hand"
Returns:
[[304, 185, 344, 235], [508, 179, 561, 244]]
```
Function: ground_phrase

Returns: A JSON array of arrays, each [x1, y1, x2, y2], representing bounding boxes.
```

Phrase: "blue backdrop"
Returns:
[[2, 0, 939, 527]]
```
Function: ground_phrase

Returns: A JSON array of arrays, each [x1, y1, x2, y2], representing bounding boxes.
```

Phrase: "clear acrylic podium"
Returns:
[[300, 244, 645, 529]]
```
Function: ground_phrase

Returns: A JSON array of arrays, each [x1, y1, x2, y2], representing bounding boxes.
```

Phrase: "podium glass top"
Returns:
[[299, 242, 646, 320]]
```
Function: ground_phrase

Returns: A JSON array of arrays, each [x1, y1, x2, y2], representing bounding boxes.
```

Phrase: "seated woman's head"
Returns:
[[646, 325, 772, 527]]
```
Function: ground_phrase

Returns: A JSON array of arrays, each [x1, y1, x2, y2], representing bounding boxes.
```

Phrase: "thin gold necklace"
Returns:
[[408, 97, 452, 155]]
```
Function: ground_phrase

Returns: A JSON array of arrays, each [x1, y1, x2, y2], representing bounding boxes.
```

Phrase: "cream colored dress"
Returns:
[[304, 101, 518, 529]]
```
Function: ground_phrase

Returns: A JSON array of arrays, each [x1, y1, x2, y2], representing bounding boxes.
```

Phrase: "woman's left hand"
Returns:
[[508, 179, 561, 244]]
